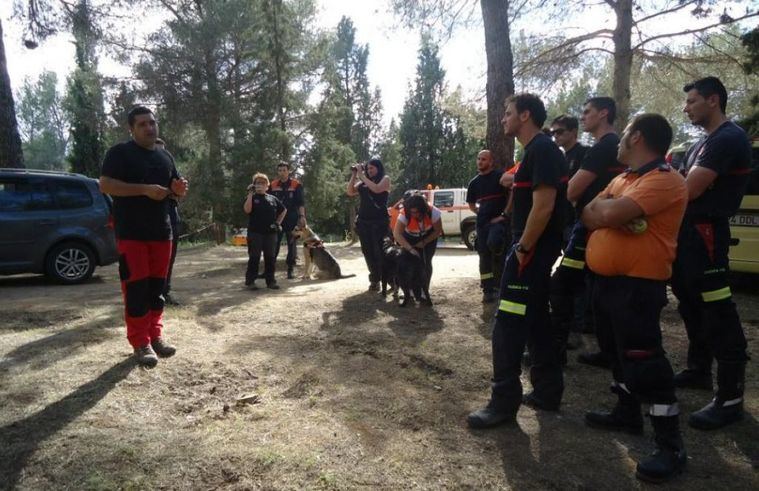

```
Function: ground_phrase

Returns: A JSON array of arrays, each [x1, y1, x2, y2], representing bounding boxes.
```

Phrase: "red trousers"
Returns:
[[116, 240, 172, 348]]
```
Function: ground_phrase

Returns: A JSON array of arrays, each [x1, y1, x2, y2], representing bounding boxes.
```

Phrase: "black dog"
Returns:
[[398, 248, 432, 307], [380, 237, 401, 297]]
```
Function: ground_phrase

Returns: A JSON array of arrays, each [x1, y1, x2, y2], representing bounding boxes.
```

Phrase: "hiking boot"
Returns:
[[151, 337, 176, 358], [636, 415, 687, 483], [134, 344, 158, 368], [688, 398, 744, 430], [577, 351, 611, 369], [636, 444, 687, 483], [467, 406, 516, 429], [673, 368, 712, 390], [482, 290, 497, 304], [267, 282, 280, 290], [287, 267, 295, 279], [523, 391, 560, 411]]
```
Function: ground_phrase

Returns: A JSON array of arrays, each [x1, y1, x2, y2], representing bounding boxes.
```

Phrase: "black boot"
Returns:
[[585, 385, 644, 435], [673, 368, 712, 390], [287, 266, 294, 279], [689, 360, 745, 430], [636, 415, 687, 483]]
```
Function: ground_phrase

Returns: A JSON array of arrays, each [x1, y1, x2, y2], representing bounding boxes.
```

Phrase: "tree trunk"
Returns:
[[0, 20, 24, 168], [611, 0, 633, 133], [480, 0, 514, 169]]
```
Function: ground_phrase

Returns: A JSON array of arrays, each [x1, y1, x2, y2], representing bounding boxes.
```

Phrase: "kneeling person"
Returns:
[[244, 173, 286, 290], [393, 193, 443, 306], [582, 114, 688, 483]]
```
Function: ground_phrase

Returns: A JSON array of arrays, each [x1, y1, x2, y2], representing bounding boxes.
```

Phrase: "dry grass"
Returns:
[[0, 244, 757, 490]]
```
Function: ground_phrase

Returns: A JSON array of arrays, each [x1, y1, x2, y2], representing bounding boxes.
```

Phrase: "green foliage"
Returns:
[[738, 26, 759, 136], [397, 34, 480, 195], [64, 0, 105, 177], [16, 70, 67, 170]]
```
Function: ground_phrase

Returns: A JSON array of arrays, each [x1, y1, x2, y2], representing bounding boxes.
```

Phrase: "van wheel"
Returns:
[[463, 224, 477, 251], [46, 242, 96, 284]]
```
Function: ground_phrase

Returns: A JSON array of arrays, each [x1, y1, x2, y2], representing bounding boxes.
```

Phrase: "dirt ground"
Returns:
[[0, 241, 757, 490]]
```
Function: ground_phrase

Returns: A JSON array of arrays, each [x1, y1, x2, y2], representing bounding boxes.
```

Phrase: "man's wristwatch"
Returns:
[[516, 243, 530, 254]]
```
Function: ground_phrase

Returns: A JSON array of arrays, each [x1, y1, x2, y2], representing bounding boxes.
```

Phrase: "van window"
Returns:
[[53, 180, 93, 209], [433, 191, 454, 208], [0, 179, 55, 211]]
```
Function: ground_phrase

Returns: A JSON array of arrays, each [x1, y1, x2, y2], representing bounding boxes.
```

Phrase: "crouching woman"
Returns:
[[393, 193, 443, 305]]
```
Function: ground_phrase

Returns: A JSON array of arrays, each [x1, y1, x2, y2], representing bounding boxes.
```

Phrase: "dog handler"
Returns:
[[270, 161, 306, 279], [468, 94, 567, 428], [99, 106, 188, 368], [346, 157, 391, 291], [581, 113, 688, 483], [393, 193, 443, 305]]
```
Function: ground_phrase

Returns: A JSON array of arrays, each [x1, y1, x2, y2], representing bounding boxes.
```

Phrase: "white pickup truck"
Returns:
[[389, 188, 478, 249]]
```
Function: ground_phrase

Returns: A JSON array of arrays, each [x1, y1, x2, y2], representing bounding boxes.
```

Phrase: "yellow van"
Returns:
[[727, 138, 759, 273]]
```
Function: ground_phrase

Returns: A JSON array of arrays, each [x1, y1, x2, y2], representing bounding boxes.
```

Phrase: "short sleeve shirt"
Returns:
[[512, 133, 569, 239], [684, 121, 751, 218], [101, 140, 179, 241], [247, 193, 285, 234], [270, 178, 305, 229], [576, 133, 625, 212], [397, 207, 442, 225], [586, 160, 688, 280], [466, 169, 507, 227], [564, 142, 588, 178]]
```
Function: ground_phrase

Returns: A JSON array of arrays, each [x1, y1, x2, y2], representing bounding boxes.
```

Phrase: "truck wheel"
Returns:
[[463, 225, 476, 251], [45, 241, 96, 284]]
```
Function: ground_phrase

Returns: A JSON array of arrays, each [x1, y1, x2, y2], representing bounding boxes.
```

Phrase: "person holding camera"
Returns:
[[346, 157, 391, 291], [244, 172, 286, 290]]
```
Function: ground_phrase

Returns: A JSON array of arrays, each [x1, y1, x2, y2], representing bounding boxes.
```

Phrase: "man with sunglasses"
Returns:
[[550, 115, 587, 178], [551, 98, 626, 369]]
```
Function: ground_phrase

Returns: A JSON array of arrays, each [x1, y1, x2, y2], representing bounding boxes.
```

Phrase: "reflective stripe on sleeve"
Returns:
[[499, 300, 527, 316], [649, 403, 680, 417], [561, 257, 585, 270], [480, 273, 494, 280], [701, 287, 732, 302]]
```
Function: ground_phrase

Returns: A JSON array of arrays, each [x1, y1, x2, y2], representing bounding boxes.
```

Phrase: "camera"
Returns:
[[351, 163, 366, 173]]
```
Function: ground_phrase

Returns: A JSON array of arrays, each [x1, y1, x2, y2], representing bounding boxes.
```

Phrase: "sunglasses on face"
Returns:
[[550, 128, 566, 136]]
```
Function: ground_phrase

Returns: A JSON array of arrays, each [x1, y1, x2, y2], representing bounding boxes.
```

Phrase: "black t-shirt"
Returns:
[[564, 142, 588, 178], [684, 121, 751, 219], [576, 133, 625, 212], [357, 182, 389, 222], [101, 141, 179, 241], [247, 193, 285, 234], [512, 133, 568, 240], [466, 169, 507, 227], [270, 178, 305, 230]]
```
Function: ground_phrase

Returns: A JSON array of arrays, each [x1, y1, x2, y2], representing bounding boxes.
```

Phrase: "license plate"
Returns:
[[729, 214, 759, 227]]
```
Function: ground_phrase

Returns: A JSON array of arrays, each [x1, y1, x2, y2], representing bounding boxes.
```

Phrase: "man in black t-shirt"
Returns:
[[466, 149, 509, 303], [671, 77, 751, 430], [468, 94, 568, 429], [270, 161, 306, 279], [550, 114, 588, 178], [244, 172, 286, 290], [100, 106, 189, 368], [552, 97, 625, 369]]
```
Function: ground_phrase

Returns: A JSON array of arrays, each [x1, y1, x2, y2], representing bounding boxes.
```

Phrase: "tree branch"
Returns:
[[633, 11, 759, 50], [633, 0, 699, 25]]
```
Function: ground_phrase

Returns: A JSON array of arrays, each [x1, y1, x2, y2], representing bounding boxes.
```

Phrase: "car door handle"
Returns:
[[446, 210, 454, 213]]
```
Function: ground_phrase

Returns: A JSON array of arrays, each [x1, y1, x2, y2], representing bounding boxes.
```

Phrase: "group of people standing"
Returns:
[[464, 76, 751, 484], [98, 75, 751, 485]]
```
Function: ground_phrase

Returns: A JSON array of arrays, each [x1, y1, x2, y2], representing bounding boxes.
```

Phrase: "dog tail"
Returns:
[[339, 274, 357, 279]]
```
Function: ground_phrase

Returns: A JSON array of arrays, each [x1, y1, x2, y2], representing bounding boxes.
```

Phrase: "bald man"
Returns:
[[466, 150, 510, 303]]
